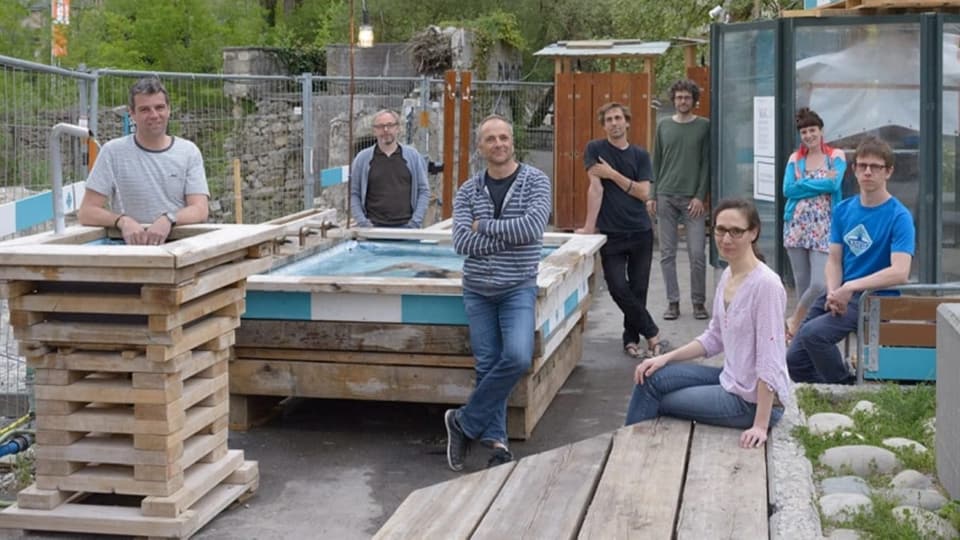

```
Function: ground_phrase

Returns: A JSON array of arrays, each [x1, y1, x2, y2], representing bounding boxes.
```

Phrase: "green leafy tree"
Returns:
[[64, 0, 270, 71], [0, 0, 47, 61]]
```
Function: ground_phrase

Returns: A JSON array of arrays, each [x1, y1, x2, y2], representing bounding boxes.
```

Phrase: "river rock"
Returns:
[[808, 412, 855, 435], [821, 476, 871, 496], [850, 400, 877, 416], [892, 506, 959, 538], [882, 437, 927, 454], [820, 493, 872, 521], [883, 488, 949, 511], [891, 469, 933, 490], [820, 445, 901, 475]]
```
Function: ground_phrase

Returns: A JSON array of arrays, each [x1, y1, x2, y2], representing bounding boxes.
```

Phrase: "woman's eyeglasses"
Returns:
[[713, 226, 748, 239]]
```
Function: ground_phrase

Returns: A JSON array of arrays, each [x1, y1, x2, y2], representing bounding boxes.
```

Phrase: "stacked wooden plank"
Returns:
[[230, 229, 605, 440], [782, 0, 960, 17], [0, 223, 280, 539], [374, 419, 769, 539]]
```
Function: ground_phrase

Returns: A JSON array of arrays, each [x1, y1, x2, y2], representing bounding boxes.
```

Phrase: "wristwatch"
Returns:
[[163, 211, 177, 226]]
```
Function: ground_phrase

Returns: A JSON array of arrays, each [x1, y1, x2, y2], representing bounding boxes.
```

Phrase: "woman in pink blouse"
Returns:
[[625, 198, 792, 448]]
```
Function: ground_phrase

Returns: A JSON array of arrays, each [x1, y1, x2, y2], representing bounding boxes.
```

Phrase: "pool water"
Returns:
[[85, 238, 126, 246], [270, 240, 555, 278]]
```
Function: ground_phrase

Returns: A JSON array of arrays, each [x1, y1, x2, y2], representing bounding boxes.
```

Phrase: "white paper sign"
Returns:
[[754, 158, 777, 202], [753, 96, 776, 159]]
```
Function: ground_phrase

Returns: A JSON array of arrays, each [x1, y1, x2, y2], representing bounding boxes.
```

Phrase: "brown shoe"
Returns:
[[693, 303, 710, 320], [663, 302, 680, 320]]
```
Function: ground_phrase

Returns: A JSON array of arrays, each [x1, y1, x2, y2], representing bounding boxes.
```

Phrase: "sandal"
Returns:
[[648, 338, 673, 357], [623, 342, 644, 359]]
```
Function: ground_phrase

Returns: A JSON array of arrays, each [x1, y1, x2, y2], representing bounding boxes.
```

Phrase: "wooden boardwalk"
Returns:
[[375, 418, 769, 539]]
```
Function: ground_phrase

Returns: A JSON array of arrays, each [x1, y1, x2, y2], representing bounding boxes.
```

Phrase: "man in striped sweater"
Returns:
[[444, 115, 552, 471]]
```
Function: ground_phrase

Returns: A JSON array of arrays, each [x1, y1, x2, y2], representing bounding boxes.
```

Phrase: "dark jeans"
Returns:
[[786, 292, 860, 383], [600, 230, 659, 347]]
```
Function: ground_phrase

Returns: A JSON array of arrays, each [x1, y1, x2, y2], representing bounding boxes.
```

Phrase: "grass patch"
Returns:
[[796, 384, 960, 539], [831, 493, 933, 540], [793, 384, 936, 474]]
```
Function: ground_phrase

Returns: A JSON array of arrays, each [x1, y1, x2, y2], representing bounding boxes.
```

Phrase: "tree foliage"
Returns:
[[2, 0, 801, 96]]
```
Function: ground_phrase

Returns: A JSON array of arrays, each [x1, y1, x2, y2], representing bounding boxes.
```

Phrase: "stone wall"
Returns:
[[222, 100, 304, 224], [936, 303, 960, 499]]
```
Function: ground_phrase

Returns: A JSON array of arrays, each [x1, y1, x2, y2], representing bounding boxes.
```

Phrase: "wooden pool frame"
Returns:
[[231, 227, 606, 439]]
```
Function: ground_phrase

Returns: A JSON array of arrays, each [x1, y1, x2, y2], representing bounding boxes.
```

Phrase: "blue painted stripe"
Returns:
[[320, 166, 347, 188], [400, 295, 468, 325], [563, 290, 580, 318], [864, 347, 937, 381], [244, 291, 312, 320], [540, 320, 551, 338], [15, 191, 53, 231]]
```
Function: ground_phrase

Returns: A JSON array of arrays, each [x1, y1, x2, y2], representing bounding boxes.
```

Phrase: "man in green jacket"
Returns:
[[649, 79, 711, 321]]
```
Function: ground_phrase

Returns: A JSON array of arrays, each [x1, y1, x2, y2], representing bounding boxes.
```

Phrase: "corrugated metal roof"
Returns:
[[533, 40, 672, 57]]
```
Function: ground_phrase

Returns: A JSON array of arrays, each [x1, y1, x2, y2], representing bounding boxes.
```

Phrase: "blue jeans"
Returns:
[[457, 286, 537, 445], [625, 363, 783, 429], [786, 293, 859, 383]]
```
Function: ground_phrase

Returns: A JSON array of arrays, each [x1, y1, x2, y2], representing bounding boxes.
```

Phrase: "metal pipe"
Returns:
[[50, 123, 93, 234]]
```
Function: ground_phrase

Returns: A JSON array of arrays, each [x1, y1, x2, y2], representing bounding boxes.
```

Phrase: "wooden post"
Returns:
[[442, 70, 457, 219], [457, 71, 473, 188], [233, 158, 243, 225]]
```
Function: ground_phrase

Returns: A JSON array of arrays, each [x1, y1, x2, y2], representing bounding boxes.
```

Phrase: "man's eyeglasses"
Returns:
[[713, 226, 748, 239], [855, 162, 888, 173], [373, 122, 399, 130]]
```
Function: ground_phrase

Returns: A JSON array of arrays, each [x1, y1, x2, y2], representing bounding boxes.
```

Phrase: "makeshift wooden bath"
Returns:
[[230, 228, 606, 439], [0, 223, 281, 539]]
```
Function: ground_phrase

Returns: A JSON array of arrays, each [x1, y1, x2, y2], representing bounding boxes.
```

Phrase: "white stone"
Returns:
[[892, 506, 959, 539], [808, 412, 855, 435], [819, 445, 901, 475], [891, 469, 934, 490], [882, 437, 927, 454], [883, 488, 949, 511], [850, 400, 877, 416], [821, 476, 871, 496], [819, 493, 872, 521], [826, 529, 863, 540], [923, 417, 936, 435]]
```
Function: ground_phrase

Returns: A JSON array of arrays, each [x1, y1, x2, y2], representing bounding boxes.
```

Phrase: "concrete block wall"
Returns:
[[937, 303, 960, 499]]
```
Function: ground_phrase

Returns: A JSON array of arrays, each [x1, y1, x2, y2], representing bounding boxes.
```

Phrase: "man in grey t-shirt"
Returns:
[[78, 77, 209, 245]]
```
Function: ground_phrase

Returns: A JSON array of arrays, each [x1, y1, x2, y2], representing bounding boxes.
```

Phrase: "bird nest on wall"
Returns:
[[407, 26, 453, 75]]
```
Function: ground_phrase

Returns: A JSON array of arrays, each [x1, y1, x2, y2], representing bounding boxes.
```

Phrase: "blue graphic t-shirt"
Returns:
[[830, 195, 915, 283]]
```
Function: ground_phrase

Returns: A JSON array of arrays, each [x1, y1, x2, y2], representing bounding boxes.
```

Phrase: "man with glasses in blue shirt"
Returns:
[[787, 137, 914, 384], [350, 109, 430, 228]]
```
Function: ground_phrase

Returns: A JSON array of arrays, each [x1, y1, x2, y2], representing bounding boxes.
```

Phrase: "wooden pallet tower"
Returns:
[[0, 223, 281, 539]]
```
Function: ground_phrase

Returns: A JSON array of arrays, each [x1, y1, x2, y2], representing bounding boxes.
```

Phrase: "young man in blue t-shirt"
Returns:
[[787, 137, 915, 384]]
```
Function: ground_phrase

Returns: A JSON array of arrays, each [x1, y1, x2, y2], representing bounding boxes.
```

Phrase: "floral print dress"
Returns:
[[783, 167, 832, 253]]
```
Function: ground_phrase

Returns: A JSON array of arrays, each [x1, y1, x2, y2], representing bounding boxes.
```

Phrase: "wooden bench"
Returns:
[[856, 283, 960, 382], [374, 418, 768, 539]]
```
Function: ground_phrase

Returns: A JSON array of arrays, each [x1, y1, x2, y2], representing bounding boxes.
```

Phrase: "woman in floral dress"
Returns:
[[783, 108, 846, 339]]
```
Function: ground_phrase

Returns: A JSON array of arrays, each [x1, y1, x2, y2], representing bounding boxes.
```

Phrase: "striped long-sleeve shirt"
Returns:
[[452, 163, 552, 295]]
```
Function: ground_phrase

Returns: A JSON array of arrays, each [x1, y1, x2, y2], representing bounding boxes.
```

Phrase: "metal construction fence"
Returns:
[[0, 54, 554, 233], [0, 53, 554, 420]]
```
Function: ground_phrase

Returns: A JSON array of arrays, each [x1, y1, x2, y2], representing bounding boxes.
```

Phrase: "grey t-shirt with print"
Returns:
[[85, 134, 209, 223]]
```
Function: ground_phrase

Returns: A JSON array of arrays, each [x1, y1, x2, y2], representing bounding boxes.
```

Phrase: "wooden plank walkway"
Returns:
[[375, 418, 769, 540]]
